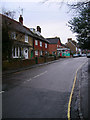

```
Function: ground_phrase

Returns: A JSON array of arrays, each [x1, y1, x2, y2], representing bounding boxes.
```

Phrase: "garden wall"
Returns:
[[2, 56, 59, 71]]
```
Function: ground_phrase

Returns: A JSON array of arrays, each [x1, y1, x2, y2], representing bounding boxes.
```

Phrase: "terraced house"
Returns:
[[1, 14, 49, 60], [47, 37, 70, 57], [2, 14, 34, 60], [30, 26, 49, 57]]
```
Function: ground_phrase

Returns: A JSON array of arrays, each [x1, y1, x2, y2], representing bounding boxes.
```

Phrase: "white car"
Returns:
[[87, 53, 90, 58], [81, 54, 86, 57], [73, 54, 79, 57]]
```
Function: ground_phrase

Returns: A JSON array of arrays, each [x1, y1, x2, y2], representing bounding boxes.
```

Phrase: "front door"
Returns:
[[24, 48, 28, 59], [31, 50, 33, 58]]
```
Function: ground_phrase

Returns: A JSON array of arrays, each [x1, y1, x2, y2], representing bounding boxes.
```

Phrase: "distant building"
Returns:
[[66, 38, 81, 55], [46, 37, 70, 57], [46, 37, 61, 55]]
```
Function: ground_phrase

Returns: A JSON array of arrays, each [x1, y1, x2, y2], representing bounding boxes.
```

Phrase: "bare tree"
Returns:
[[2, 7, 16, 19]]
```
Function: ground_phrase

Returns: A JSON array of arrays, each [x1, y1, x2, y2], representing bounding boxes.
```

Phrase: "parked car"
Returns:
[[81, 54, 86, 57], [87, 53, 90, 58], [73, 54, 79, 57]]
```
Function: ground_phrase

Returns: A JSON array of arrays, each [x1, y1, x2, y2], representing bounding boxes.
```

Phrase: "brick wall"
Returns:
[[2, 56, 60, 71], [48, 44, 57, 54]]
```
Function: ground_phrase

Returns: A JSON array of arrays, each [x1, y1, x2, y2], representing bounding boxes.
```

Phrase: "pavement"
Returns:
[[71, 58, 89, 119]]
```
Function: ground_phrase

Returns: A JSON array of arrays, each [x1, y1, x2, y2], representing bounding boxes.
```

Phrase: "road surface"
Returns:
[[2, 57, 88, 118]]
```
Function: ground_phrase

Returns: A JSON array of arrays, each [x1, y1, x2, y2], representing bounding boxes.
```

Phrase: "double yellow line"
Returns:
[[67, 61, 87, 120]]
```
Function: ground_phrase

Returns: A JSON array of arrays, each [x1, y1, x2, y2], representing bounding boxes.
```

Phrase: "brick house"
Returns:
[[1, 14, 34, 60], [65, 38, 81, 55], [30, 26, 49, 57], [46, 37, 61, 55]]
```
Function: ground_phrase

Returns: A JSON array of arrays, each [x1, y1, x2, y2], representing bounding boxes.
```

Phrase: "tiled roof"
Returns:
[[46, 37, 61, 44], [1, 14, 48, 43]]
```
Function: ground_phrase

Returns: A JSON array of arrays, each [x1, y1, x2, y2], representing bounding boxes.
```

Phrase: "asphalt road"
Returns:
[[2, 57, 88, 119]]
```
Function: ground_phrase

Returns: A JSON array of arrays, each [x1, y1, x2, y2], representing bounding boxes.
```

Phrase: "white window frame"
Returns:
[[35, 40, 38, 45], [40, 41, 42, 47], [40, 51, 43, 55], [11, 32, 16, 39], [45, 43, 47, 48], [25, 35, 28, 43], [35, 50, 38, 55], [12, 46, 20, 58]]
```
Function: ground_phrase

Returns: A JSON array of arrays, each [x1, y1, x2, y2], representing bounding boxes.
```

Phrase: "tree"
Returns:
[[2, 8, 16, 61], [2, 16, 13, 61], [68, 1, 90, 49]]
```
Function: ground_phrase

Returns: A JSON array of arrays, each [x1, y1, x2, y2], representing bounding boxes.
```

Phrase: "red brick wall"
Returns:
[[34, 40, 49, 57], [48, 44, 57, 54], [48, 40, 61, 55]]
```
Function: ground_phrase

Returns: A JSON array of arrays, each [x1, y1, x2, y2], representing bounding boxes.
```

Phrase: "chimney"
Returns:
[[19, 15, 23, 24], [37, 26, 41, 33], [68, 38, 72, 42]]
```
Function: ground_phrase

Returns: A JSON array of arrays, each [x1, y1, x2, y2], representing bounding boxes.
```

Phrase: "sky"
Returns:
[[0, 0, 85, 44]]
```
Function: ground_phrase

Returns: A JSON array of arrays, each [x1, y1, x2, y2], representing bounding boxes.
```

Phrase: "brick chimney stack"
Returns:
[[19, 15, 23, 24], [68, 38, 72, 42], [37, 26, 41, 33]]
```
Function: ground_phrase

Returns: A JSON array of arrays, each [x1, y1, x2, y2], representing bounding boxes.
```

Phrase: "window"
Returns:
[[25, 35, 28, 43], [35, 50, 38, 55], [40, 51, 43, 55], [35, 40, 38, 45], [11, 32, 16, 39], [45, 43, 47, 48], [40, 41, 42, 47]]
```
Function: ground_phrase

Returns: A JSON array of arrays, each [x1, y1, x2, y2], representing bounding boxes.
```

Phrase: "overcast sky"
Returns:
[[0, 0, 83, 43]]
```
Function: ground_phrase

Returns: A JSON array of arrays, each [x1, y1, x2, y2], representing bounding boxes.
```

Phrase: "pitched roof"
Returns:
[[1, 14, 48, 43], [46, 37, 61, 44]]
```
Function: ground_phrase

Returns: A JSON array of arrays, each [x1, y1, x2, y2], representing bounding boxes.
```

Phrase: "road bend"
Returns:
[[2, 57, 88, 118]]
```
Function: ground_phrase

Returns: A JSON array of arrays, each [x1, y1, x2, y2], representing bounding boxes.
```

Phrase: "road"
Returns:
[[2, 57, 88, 119]]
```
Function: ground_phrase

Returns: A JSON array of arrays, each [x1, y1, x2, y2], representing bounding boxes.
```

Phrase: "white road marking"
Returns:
[[26, 78, 32, 81], [33, 71, 47, 79], [0, 91, 5, 94], [23, 71, 47, 84]]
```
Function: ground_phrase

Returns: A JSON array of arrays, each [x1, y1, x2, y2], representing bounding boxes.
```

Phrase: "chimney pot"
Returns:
[[37, 26, 41, 33], [19, 15, 23, 24]]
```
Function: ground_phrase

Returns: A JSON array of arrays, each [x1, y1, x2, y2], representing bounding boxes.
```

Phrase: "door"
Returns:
[[24, 48, 28, 59], [31, 50, 33, 58]]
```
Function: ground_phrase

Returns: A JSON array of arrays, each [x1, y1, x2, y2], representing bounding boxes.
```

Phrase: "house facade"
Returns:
[[30, 26, 49, 57], [46, 37, 61, 55], [2, 14, 49, 60], [66, 38, 81, 55], [2, 14, 34, 60], [46, 37, 70, 57]]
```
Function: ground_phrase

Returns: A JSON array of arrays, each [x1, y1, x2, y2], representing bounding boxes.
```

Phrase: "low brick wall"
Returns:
[[2, 59, 36, 71], [2, 56, 60, 71], [38, 57, 45, 64], [46, 56, 54, 62]]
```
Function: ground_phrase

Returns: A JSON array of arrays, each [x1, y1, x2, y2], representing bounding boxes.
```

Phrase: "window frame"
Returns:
[[25, 35, 28, 43], [40, 41, 42, 47], [45, 43, 47, 48], [35, 50, 38, 55], [35, 40, 38, 45], [11, 32, 16, 40]]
